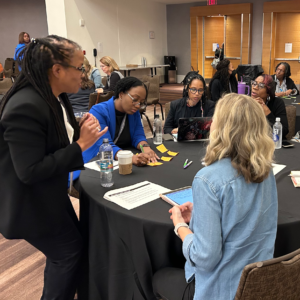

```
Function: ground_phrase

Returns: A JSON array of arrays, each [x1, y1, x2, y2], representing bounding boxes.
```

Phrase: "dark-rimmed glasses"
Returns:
[[251, 81, 266, 89], [127, 93, 146, 109], [189, 88, 204, 95], [60, 63, 85, 73]]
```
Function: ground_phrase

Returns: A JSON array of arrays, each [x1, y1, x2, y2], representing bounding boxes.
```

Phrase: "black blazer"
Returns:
[[164, 97, 215, 134], [271, 75, 299, 95], [0, 86, 84, 239]]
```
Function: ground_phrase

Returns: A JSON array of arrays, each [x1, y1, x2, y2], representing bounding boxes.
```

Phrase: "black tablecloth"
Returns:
[[78, 141, 300, 300], [284, 95, 300, 133]]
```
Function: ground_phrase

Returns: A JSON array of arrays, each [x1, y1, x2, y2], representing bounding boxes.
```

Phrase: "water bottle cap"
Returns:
[[103, 138, 109, 143], [276, 117, 280, 122]]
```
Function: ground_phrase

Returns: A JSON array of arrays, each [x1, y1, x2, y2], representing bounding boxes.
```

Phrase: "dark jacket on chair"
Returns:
[[271, 75, 299, 95], [0, 86, 84, 239], [164, 97, 215, 134]]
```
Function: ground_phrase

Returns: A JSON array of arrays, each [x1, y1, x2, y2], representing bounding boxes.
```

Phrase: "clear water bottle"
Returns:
[[273, 117, 282, 149], [153, 114, 162, 145], [99, 138, 114, 187]]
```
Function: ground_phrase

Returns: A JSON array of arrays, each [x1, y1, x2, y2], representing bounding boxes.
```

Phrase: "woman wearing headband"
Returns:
[[164, 71, 215, 135]]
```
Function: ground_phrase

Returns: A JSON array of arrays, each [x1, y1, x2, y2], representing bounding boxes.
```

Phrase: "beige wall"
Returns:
[[46, 0, 168, 80]]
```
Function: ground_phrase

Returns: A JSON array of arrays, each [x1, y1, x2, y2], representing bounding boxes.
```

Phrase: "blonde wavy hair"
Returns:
[[100, 56, 119, 73], [204, 94, 274, 183]]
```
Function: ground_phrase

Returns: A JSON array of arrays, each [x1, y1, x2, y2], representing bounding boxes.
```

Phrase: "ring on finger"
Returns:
[[96, 127, 100, 131]]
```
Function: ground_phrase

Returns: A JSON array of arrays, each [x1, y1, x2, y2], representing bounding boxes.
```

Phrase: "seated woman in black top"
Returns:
[[251, 74, 289, 138], [272, 62, 299, 97], [164, 71, 215, 135], [67, 71, 95, 113], [96, 56, 124, 93], [208, 59, 237, 102]]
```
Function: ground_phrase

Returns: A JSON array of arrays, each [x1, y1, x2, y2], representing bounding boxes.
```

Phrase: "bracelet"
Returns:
[[174, 222, 189, 237]]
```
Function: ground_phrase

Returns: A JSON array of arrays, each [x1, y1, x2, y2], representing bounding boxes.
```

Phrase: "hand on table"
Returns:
[[171, 128, 178, 134], [132, 153, 150, 167], [255, 97, 271, 116], [169, 202, 193, 225], [96, 88, 104, 93], [142, 147, 160, 163]]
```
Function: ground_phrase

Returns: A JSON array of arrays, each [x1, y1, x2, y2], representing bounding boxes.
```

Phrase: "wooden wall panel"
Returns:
[[241, 14, 250, 64], [204, 17, 224, 79], [262, 13, 272, 75], [225, 15, 241, 59], [197, 17, 203, 73], [264, 1, 300, 13], [191, 17, 198, 72]]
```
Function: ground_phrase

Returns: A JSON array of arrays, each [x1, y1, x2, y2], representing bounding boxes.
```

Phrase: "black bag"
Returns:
[[236, 64, 264, 87]]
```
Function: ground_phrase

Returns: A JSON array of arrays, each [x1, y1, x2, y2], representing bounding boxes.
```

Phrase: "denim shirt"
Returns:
[[183, 158, 278, 300], [89, 68, 103, 89]]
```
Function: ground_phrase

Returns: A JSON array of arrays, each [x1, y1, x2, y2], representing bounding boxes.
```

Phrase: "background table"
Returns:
[[78, 141, 300, 300], [119, 64, 169, 77]]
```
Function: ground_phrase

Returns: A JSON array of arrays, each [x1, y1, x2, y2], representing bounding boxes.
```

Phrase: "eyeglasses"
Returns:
[[251, 80, 266, 89], [100, 65, 107, 69], [60, 63, 85, 73], [127, 93, 146, 109], [276, 68, 285, 74], [189, 88, 204, 94]]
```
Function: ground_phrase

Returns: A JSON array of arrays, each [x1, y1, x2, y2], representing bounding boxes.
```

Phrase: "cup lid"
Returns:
[[117, 150, 133, 158]]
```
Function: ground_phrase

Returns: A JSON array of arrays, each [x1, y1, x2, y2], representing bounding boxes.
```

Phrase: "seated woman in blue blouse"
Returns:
[[153, 93, 278, 300], [83, 77, 159, 166]]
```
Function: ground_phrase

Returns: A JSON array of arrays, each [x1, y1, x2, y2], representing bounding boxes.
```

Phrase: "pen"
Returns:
[[183, 159, 188, 167], [140, 144, 144, 153], [184, 161, 193, 169]]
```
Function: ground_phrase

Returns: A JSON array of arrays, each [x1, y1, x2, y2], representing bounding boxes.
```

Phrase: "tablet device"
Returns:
[[160, 186, 192, 206]]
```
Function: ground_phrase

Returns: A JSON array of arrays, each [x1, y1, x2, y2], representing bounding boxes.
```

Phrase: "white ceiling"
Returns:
[[147, 0, 206, 4]]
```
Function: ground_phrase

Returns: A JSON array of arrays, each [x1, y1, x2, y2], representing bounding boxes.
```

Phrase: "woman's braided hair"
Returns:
[[114, 77, 148, 100], [0, 35, 81, 147]]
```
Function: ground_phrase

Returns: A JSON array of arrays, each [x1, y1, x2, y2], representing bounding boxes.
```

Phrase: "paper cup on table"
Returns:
[[117, 150, 133, 175]]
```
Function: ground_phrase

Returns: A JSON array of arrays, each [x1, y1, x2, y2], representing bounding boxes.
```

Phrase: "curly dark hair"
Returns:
[[209, 59, 231, 95], [182, 71, 207, 103], [275, 62, 291, 78], [257, 74, 276, 100], [114, 77, 148, 100]]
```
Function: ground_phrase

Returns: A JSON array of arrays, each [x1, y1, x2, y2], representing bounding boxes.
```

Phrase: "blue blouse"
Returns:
[[183, 158, 278, 299]]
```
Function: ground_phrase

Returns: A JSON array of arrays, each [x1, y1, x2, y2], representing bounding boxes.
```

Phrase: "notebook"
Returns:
[[177, 117, 212, 142]]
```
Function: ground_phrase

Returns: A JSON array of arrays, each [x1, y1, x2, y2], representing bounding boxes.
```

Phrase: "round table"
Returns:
[[78, 141, 300, 300]]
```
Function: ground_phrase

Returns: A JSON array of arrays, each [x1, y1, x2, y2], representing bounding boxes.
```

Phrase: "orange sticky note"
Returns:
[[161, 157, 173, 162], [156, 144, 168, 153], [167, 151, 179, 157]]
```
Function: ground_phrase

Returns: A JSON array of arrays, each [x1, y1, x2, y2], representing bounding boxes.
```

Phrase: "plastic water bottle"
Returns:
[[99, 138, 114, 187], [273, 117, 282, 149], [153, 114, 162, 145]]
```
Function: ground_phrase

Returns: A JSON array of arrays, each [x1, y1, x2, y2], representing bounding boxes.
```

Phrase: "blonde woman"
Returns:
[[83, 56, 103, 89], [153, 94, 278, 300], [96, 56, 124, 93]]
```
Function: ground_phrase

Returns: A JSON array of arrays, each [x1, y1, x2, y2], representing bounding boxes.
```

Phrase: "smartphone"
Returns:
[[282, 140, 294, 148]]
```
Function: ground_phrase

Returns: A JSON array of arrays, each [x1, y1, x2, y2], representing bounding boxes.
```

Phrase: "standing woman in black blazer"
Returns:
[[0, 35, 108, 300]]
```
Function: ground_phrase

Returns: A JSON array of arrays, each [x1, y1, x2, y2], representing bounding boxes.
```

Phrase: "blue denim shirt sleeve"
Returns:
[[91, 68, 104, 88], [183, 175, 223, 272]]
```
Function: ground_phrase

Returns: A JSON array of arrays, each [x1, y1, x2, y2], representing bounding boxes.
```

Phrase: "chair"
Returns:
[[285, 105, 296, 140], [139, 81, 153, 134], [235, 248, 300, 300], [165, 102, 171, 120], [0, 78, 13, 95], [141, 75, 164, 120], [88, 91, 114, 110]]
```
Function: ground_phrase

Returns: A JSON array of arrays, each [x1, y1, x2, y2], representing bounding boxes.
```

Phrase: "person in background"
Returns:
[[83, 56, 103, 89], [153, 93, 277, 300], [208, 59, 237, 102], [67, 70, 95, 113], [0, 35, 107, 300], [14, 32, 30, 67], [251, 74, 289, 139], [84, 77, 159, 167], [272, 62, 299, 97], [96, 56, 124, 93], [164, 71, 215, 135], [214, 43, 220, 59]]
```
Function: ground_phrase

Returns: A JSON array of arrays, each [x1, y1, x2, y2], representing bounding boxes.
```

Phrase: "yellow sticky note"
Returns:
[[161, 156, 173, 162], [156, 144, 168, 153], [154, 162, 163, 166], [147, 162, 163, 167], [167, 151, 179, 157]]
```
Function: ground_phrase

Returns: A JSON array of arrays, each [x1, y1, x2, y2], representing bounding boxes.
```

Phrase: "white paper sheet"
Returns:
[[84, 160, 119, 171], [285, 43, 292, 53], [104, 181, 170, 210], [213, 43, 218, 52], [272, 163, 286, 175]]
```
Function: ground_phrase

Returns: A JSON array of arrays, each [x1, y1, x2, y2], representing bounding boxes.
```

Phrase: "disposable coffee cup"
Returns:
[[117, 150, 133, 175]]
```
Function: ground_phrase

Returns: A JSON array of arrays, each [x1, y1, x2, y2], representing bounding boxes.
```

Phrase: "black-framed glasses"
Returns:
[[60, 63, 85, 73], [189, 88, 204, 95], [251, 80, 266, 89], [127, 93, 146, 109]]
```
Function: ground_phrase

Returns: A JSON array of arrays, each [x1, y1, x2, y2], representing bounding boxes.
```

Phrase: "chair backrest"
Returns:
[[285, 105, 296, 140], [235, 248, 300, 300], [165, 102, 171, 119], [141, 75, 160, 103], [102, 76, 107, 87], [88, 91, 114, 110], [0, 78, 13, 95]]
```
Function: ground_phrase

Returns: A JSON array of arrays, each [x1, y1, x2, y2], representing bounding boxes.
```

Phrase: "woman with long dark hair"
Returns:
[[0, 35, 107, 300], [163, 71, 215, 135], [208, 59, 237, 102]]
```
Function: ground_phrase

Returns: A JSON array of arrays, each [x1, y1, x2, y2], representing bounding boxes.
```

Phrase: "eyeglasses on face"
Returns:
[[100, 64, 107, 69], [251, 80, 266, 89], [276, 68, 285, 74], [127, 93, 146, 109], [60, 63, 85, 73], [189, 88, 204, 95]]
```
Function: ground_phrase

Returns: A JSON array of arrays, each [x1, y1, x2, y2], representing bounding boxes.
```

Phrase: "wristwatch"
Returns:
[[141, 143, 150, 148], [174, 223, 189, 237]]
